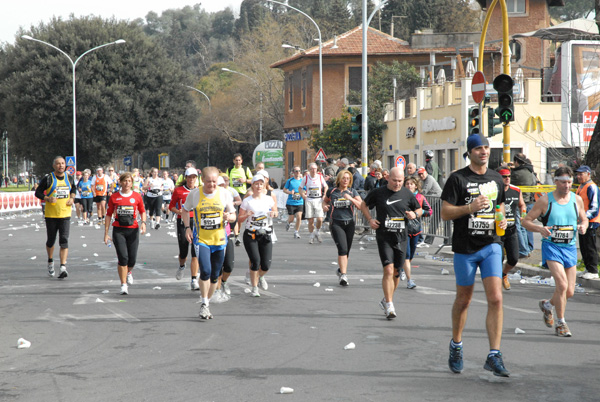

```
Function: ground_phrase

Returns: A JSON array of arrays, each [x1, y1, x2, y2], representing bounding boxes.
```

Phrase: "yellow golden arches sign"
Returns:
[[525, 116, 544, 132]]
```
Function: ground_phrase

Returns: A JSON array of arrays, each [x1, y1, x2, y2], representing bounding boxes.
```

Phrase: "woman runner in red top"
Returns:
[[104, 172, 147, 295]]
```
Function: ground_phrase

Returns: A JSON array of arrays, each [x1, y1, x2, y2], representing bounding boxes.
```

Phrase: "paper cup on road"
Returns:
[[279, 387, 294, 394], [313, 282, 320, 288], [344, 342, 356, 350], [515, 327, 526, 334], [17, 338, 31, 349]]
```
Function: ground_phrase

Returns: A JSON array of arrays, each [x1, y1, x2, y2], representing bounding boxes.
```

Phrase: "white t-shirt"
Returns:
[[146, 177, 164, 198], [301, 173, 327, 198], [240, 195, 275, 231], [162, 178, 175, 200], [182, 187, 235, 214]]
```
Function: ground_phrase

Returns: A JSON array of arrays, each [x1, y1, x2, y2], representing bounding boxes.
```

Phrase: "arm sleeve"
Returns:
[[587, 185, 599, 220], [137, 194, 146, 214], [182, 189, 199, 212], [441, 173, 459, 205], [168, 189, 179, 210], [34, 175, 50, 200], [69, 176, 76, 195], [106, 195, 115, 216]]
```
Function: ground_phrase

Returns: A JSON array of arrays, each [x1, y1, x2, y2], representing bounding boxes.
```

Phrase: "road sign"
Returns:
[[583, 110, 598, 141], [394, 155, 406, 170], [66, 166, 75, 176], [472, 71, 486, 104], [314, 148, 327, 162], [123, 156, 132, 166], [65, 156, 76, 167]]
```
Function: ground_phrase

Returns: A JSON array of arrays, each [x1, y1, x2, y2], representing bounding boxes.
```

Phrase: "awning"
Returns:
[[512, 18, 600, 41]]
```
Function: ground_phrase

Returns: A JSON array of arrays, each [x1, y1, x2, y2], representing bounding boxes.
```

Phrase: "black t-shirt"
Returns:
[[363, 186, 420, 243], [326, 187, 359, 221], [504, 185, 521, 234], [441, 166, 506, 254]]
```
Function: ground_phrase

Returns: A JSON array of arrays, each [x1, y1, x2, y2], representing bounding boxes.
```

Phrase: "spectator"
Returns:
[[511, 153, 537, 257], [406, 163, 417, 178], [337, 158, 349, 171], [364, 163, 379, 192], [425, 150, 442, 183], [326, 158, 339, 176], [418, 166, 442, 246]]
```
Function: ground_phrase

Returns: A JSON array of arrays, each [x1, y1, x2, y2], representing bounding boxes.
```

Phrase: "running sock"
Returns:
[[543, 300, 552, 310], [450, 339, 462, 348], [557, 318, 566, 325], [202, 297, 209, 306], [192, 276, 197, 280], [48, 258, 53, 263], [488, 349, 500, 358]]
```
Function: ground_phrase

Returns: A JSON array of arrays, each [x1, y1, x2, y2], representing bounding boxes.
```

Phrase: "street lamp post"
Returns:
[[184, 85, 212, 165], [21, 35, 126, 169], [221, 68, 263, 144], [282, 44, 306, 52], [267, 0, 323, 132]]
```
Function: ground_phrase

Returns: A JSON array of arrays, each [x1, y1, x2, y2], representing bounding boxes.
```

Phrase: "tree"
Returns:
[[550, 0, 594, 21], [0, 16, 197, 176], [310, 107, 361, 159]]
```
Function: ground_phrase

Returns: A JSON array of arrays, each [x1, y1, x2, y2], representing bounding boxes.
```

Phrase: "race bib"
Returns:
[[468, 214, 494, 235], [200, 213, 222, 230], [117, 205, 135, 226], [308, 187, 320, 198], [95, 185, 104, 192], [506, 217, 515, 227], [55, 187, 69, 199], [233, 179, 244, 187], [333, 198, 350, 208], [550, 225, 574, 244], [291, 193, 301, 201], [250, 214, 268, 228], [384, 217, 405, 232]]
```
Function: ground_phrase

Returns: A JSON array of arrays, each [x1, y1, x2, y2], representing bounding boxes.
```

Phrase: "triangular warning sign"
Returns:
[[65, 156, 76, 166], [314, 148, 327, 162]]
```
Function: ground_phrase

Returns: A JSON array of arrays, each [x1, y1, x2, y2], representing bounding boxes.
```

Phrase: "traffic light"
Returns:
[[468, 107, 480, 136], [348, 107, 362, 140], [487, 107, 502, 137], [493, 74, 515, 123]]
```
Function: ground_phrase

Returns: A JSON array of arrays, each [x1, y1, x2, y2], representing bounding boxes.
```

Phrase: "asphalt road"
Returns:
[[1, 211, 599, 402]]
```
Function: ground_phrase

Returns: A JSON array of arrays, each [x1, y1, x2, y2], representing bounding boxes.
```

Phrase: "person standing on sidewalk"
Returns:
[[523, 167, 588, 337], [511, 153, 537, 257], [497, 168, 526, 290], [441, 134, 509, 377], [360, 167, 422, 320], [575, 165, 599, 280], [34, 156, 76, 279]]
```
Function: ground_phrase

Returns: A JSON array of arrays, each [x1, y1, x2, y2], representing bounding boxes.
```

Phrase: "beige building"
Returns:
[[382, 76, 566, 185]]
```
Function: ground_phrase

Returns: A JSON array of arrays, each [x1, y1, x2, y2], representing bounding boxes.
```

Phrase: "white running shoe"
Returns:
[[378, 297, 386, 310], [407, 279, 417, 289], [294, 231, 301, 239], [251, 286, 260, 297], [126, 272, 133, 285], [582, 272, 598, 280], [48, 262, 55, 277], [191, 278, 200, 291], [316, 233, 323, 243], [175, 265, 185, 280], [155, 222, 160, 230], [400, 270, 407, 281], [309, 233, 315, 244], [259, 276, 268, 290], [286, 222, 291, 231], [385, 303, 396, 320], [245, 270, 251, 285], [222, 281, 231, 295], [339, 273, 349, 286], [58, 265, 68, 279], [120, 284, 129, 295], [198, 303, 212, 319]]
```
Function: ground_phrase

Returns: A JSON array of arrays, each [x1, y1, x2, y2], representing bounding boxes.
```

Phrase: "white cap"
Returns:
[[185, 167, 198, 176], [255, 169, 269, 178], [251, 174, 266, 184], [217, 176, 225, 185]]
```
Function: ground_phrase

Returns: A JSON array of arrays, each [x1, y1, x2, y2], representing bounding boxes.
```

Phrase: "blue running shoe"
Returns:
[[484, 352, 510, 377], [448, 341, 463, 374]]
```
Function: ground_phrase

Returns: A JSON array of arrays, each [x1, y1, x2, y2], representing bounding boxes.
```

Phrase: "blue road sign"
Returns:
[[66, 156, 76, 167], [123, 156, 132, 166]]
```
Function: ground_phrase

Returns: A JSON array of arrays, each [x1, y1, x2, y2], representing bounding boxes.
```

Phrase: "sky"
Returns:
[[0, 0, 244, 45]]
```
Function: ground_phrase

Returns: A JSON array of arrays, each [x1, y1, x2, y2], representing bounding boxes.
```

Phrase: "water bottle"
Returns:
[[495, 205, 505, 236]]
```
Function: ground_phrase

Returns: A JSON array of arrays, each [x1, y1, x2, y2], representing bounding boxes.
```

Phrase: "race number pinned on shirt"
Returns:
[[333, 198, 351, 208], [308, 187, 321, 198], [250, 214, 268, 228], [468, 213, 494, 235], [550, 225, 575, 244], [96, 185, 104, 192], [200, 213, 222, 230], [384, 217, 405, 232], [55, 186, 70, 199]]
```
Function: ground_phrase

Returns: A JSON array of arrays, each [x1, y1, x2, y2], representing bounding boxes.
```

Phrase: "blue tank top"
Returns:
[[541, 192, 578, 247]]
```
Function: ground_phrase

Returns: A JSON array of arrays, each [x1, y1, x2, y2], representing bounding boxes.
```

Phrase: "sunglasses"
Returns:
[[502, 175, 511, 178]]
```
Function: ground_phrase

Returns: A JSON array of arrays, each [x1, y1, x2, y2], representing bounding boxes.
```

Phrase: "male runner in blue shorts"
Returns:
[[441, 134, 509, 377], [522, 166, 587, 337]]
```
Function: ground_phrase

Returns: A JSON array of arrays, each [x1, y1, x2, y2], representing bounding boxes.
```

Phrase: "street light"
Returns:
[[282, 43, 305, 52], [184, 85, 212, 165], [21, 35, 126, 169], [221, 67, 263, 144], [267, 0, 323, 132]]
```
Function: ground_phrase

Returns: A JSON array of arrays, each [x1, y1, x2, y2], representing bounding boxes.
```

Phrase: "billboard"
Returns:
[[252, 140, 284, 187], [561, 40, 600, 147]]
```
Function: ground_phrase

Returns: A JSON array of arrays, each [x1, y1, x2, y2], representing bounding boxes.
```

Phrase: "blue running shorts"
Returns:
[[541, 241, 577, 269], [453, 243, 502, 286]]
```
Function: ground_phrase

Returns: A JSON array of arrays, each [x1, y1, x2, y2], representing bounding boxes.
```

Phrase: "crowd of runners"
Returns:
[[33, 139, 592, 377]]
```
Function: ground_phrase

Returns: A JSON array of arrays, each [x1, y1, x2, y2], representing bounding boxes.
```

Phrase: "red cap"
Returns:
[[499, 168, 510, 176], [417, 167, 426, 174], [76, 171, 82, 175]]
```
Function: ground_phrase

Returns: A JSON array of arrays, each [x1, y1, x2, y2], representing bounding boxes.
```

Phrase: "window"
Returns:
[[288, 75, 293, 110], [301, 149, 308, 172], [349, 67, 362, 93], [506, 0, 525, 14], [510, 40, 522, 62], [287, 151, 295, 177], [301, 70, 307, 108], [489, 148, 522, 170]]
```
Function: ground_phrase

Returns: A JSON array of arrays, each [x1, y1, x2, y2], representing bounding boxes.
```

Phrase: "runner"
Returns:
[[299, 163, 328, 244], [226, 153, 253, 245], [283, 166, 304, 239], [34, 156, 76, 279], [441, 134, 509, 377], [132, 168, 143, 194], [107, 166, 119, 196], [170, 167, 201, 290], [77, 170, 94, 225], [161, 170, 175, 221], [360, 167, 422, 319], [74, 171, 83, 221], [182, 167, 236, 320], [104, 172, 146, 295], [91, 167, 111, 224], [143, 167, 164, 229], [403, 176, 432, 289], [216, 174, 242, 297], [238, 174, 277, 297], [323, 169, 362, 286], [522, 166, 588, 337], [497, 168, 526, 290]]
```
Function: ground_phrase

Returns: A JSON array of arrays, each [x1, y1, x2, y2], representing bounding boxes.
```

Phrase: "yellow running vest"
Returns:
[[192, 187, 226, 246], [45, 173, 73, 218]]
